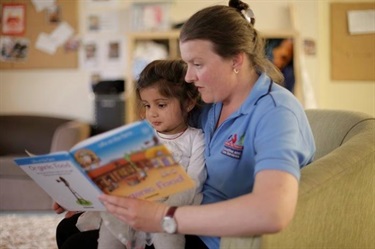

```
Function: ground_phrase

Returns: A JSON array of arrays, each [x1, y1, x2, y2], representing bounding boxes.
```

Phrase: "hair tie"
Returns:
[[241, 9, 255, 25]]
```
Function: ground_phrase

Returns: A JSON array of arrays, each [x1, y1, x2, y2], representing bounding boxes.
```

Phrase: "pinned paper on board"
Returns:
[[331, 3, 375, 81], [1, 3, 26, 36], [31, 0, 56, 12], [35, 32, 57, 55], [0, 0, 78, 69], [0, 36, 29, 61], [347, 9, 375, 35], [35, 21, 74, 55]]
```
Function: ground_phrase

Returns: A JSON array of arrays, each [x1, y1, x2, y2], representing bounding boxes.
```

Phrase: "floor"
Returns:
[[0, 211, 64, 249]]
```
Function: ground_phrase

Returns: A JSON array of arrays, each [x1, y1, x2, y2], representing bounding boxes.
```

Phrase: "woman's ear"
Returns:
[[232, 52, 245, 69]]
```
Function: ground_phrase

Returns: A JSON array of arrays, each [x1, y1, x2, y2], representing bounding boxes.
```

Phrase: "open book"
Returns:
[[14, 121, 195, 211]]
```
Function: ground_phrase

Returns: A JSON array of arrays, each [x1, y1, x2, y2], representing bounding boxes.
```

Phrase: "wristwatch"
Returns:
[[161, 206, 178, 234]]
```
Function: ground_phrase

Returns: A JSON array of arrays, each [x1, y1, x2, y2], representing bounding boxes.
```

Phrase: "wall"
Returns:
[[318, 0, 374, 116], [0, 69, 94, 120], [0, 0, 372, 123]]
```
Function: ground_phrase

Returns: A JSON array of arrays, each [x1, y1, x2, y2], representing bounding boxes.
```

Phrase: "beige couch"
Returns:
[[221, 109, 375, 249], [0, 115, 91, 211]]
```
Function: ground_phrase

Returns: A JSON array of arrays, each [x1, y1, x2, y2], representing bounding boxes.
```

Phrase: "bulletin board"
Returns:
[[0, 0, 78, 69], [330, 2, 375, 81]]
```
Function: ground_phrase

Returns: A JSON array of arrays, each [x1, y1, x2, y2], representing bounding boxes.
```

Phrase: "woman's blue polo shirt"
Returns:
[[199, 73, 316, 249]]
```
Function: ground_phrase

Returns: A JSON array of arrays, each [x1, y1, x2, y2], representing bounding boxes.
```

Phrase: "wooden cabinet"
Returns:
[[125, 30, 180, 123]]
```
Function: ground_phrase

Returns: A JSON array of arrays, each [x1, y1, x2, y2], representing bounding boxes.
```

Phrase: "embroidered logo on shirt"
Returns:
[[221, 133, 245, 159]]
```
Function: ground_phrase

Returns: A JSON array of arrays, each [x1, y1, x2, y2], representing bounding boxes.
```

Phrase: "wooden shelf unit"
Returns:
[[124, 28, 303, 123], [125, 30, 181, 123]]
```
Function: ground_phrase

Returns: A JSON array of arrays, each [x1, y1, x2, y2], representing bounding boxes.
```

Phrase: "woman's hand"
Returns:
[[99, 194, 168, 232]]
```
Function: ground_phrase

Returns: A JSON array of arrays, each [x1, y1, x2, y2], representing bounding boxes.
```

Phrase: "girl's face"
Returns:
[[180, 39, 235, 104], [139, 86, 186, 135]]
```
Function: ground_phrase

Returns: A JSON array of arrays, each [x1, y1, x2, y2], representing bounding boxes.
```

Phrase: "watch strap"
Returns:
[[165, 206, 178, 218]]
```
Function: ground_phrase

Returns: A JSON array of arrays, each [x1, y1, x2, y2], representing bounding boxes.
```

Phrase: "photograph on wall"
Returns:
[[88, 14, 100, 31], [264, 38, 295, 93], [108, 41, 119, 59], [84, 42, 97, 60], [1, 3, 26, 36], [0, 36, 29, 61]]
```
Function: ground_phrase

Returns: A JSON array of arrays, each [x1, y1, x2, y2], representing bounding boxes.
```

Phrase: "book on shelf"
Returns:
[[14, 120, 195, 211]]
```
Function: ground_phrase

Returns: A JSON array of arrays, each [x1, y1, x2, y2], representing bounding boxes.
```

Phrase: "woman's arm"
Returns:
[[99, 169, 298, 237], [176, 170, 298, 236]]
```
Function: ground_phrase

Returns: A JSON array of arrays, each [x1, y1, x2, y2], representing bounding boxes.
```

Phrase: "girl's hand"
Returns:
[[52, 202, 77, 218], [52, 201, 65, 214], [99, 194, 168, 232]]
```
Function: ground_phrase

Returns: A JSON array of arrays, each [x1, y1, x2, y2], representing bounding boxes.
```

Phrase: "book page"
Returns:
[[15, 152, 106, 211]]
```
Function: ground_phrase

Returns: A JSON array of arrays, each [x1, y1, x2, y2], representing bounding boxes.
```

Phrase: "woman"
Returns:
[[88, 1, 315, 249]]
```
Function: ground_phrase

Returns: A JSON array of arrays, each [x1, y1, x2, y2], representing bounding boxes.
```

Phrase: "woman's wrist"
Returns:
[[161, 206, 179, 234]]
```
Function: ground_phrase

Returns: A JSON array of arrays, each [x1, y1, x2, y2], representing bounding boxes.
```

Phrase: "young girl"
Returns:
[[95, 59, 206, 249]]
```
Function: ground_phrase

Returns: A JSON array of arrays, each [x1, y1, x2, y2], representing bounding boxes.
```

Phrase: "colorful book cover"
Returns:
[[14, 121, 195, 211]]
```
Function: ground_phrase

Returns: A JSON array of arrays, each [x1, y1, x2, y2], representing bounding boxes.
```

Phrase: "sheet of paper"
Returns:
[[31, 0, 56, 12], [35, 33, 57, 55], [50, 22, 74, 46], [80, 35, 126, 79], [347, 9, 375, 35], [86, 0, 118, 8]]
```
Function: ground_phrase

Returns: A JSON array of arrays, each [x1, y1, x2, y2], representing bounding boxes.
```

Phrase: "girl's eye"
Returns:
[[158, 103, 167, 108], [142, 103, 150, 109]]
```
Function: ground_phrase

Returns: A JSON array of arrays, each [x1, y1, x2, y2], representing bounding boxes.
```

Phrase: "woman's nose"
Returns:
[[185, 67, 196, 83]]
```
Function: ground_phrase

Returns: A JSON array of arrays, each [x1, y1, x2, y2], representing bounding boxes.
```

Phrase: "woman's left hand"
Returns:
[[99, 194, 168, 232]]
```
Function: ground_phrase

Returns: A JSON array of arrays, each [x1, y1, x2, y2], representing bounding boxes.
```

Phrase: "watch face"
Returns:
[[163, 217, 177, 234]]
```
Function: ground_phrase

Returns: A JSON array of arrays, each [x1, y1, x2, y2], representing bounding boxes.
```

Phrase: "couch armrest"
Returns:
[[259, 123, 375, 249], [50, 120, 91, 152]]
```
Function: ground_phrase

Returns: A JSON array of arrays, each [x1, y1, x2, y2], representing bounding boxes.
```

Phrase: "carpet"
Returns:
[[0, 211, 64, 249]]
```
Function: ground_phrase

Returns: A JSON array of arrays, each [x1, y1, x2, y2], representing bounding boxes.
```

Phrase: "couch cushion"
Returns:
[[0, 178, 53, 210], [0, 156, 31, 178], [0, 115, 72, 156]]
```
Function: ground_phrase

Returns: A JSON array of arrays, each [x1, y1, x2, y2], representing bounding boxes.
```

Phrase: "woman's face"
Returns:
[[180, 39, 235, 104]]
